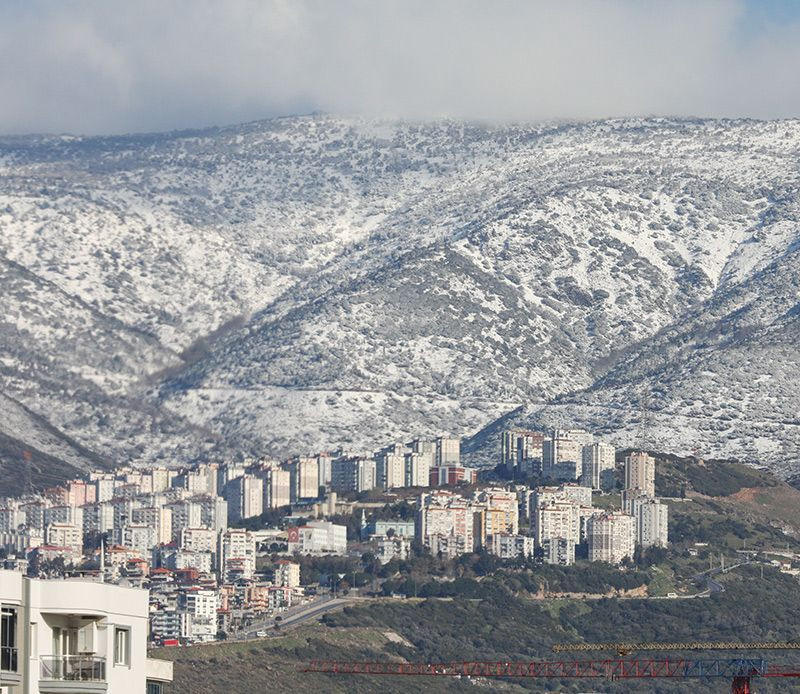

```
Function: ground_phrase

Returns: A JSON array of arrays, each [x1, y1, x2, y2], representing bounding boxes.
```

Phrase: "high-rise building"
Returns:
[[377, 451, 407, 490], [435, 437, 460, 466], [587, 513, 636, 564], [624, 451, 656, 497], [581, 442, 616, 490], [218, 528, 256, 581], [331, 457, 376, 494], [404, 452, 432, 488], [224, 475, 263, 522], [417, 491, 476, 556], [631, 497, 668, 548], [501, 430, 545, 477], [262, 467, 292, 509], [542, 430, 590, 481], [288, 458, 320, 501]]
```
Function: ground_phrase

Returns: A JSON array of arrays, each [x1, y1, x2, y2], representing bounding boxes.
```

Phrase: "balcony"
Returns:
[[40, 655, 107, 692]]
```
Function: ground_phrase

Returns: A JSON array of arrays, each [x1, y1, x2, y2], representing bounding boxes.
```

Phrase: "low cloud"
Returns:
[[1, 0, 799, 135]]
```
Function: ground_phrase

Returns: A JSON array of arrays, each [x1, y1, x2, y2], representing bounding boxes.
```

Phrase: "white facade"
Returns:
[[435, 437, 460, 466], [634, 498, 669, 548], [581, 442, 616, 490], [377, 453, 406, 490], [490, 534, 534, 559], [587, 513, 636, 564], [287, 521, 347, 555], [218, 529, 257, 581], [624, 451, 656, 497], [0, 570, 172, 694], [542, 537, 575, 566], [404, 451, 432, 488]]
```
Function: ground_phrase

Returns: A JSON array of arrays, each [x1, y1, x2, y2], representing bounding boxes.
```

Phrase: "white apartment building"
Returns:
[[290, 458, 320, 501], [1, 571, 172, 694], [533, 501, 581, 547], [587, 513, 636, 564], [416, 492, 475, 556], [44, 524, 82, 555], [624, 451, 656, 497], [542, 537, 575, 566], [274, 560, 301, 588], [166, 501, 202, 542], [377, 452, 406, 491], [225, 475, 263, 522], [218, 529, 257, 581], [490, 534, 535, 559], [632, 498, 669, 548], [404, 451, 432, 488], [130, 507, 172, 545], [121, 524, 158, 557], [287, 521, 347, 555], [82, 503, 115, 536], [435, 437, 460, 466], [180, 527, 217, 553], [331, 458, 376, 494], [179, 589, 218, 642], [542, 430, 591, 480], [581, 442, 616, 490], [263, 467, 291, 509], [374, 535, 411, 564], [501, 430, 545, 477]]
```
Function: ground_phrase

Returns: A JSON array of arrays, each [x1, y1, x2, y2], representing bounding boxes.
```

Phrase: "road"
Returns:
[[235, 595, 358, 640]]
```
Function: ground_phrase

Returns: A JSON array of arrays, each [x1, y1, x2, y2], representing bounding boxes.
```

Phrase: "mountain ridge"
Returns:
[[1, 115, 799, 489]]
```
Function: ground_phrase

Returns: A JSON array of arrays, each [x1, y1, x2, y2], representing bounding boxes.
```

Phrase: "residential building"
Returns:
[[435, 437, 460, 466], [542, 537, 575, 566], [274, 560, 300, 588], [417, 491, 475, 556], [587, 513, 636, 564], [218, 529, 257, 582], [376, 450, 406, 490], [1, 570, 172, 693], [490, 533, 535, 559], [331, 458, 376, 494], [624, 451, 656, 497], [404, 451, 432, 487], [632, 497, 669, 548], [581, 442, 616, 490], [262, 467, 291, 509], [374, 535, 411, 564], [501, 430, 545, 477], [225, 474, 263, 522]]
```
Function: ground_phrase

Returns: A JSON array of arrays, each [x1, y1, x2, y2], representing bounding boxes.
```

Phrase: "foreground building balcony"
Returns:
[[40, 655, 107, 692]]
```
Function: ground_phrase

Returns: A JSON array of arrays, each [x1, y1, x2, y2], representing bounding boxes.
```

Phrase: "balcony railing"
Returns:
[[40, 655, 106, 682], [1, 645, 18, 673]]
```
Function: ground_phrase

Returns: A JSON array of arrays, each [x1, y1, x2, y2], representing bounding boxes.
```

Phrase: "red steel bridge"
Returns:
[[303, 657, 800, 693]]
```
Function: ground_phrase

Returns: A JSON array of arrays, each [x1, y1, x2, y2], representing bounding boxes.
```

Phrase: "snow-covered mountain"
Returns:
[[1, 116, 799, 488]]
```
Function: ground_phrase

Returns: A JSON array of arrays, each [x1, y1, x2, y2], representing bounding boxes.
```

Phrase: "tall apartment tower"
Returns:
[[624, 451, 656, 497], [435, 437, 460, 466], [587, 513, 636, 564], [581, 442, 616, 490]]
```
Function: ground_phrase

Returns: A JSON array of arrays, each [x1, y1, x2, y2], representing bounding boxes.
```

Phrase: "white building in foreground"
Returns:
[[1, 570, 172, 694]]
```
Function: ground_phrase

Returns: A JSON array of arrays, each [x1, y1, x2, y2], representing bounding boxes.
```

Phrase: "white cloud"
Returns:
[[1, 0, 799, 134]]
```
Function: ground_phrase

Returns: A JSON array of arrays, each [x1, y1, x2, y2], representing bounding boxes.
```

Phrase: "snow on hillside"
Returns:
[[1, 116, 799, 481]]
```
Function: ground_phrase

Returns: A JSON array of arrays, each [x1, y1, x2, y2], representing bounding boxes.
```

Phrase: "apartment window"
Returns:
[[1, 607, 18, 672], [147, 681, 164, 694], [114, 627, 130, 666]]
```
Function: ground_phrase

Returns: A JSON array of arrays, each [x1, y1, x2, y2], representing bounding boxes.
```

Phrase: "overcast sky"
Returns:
[[1, 0, 800, 135]]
